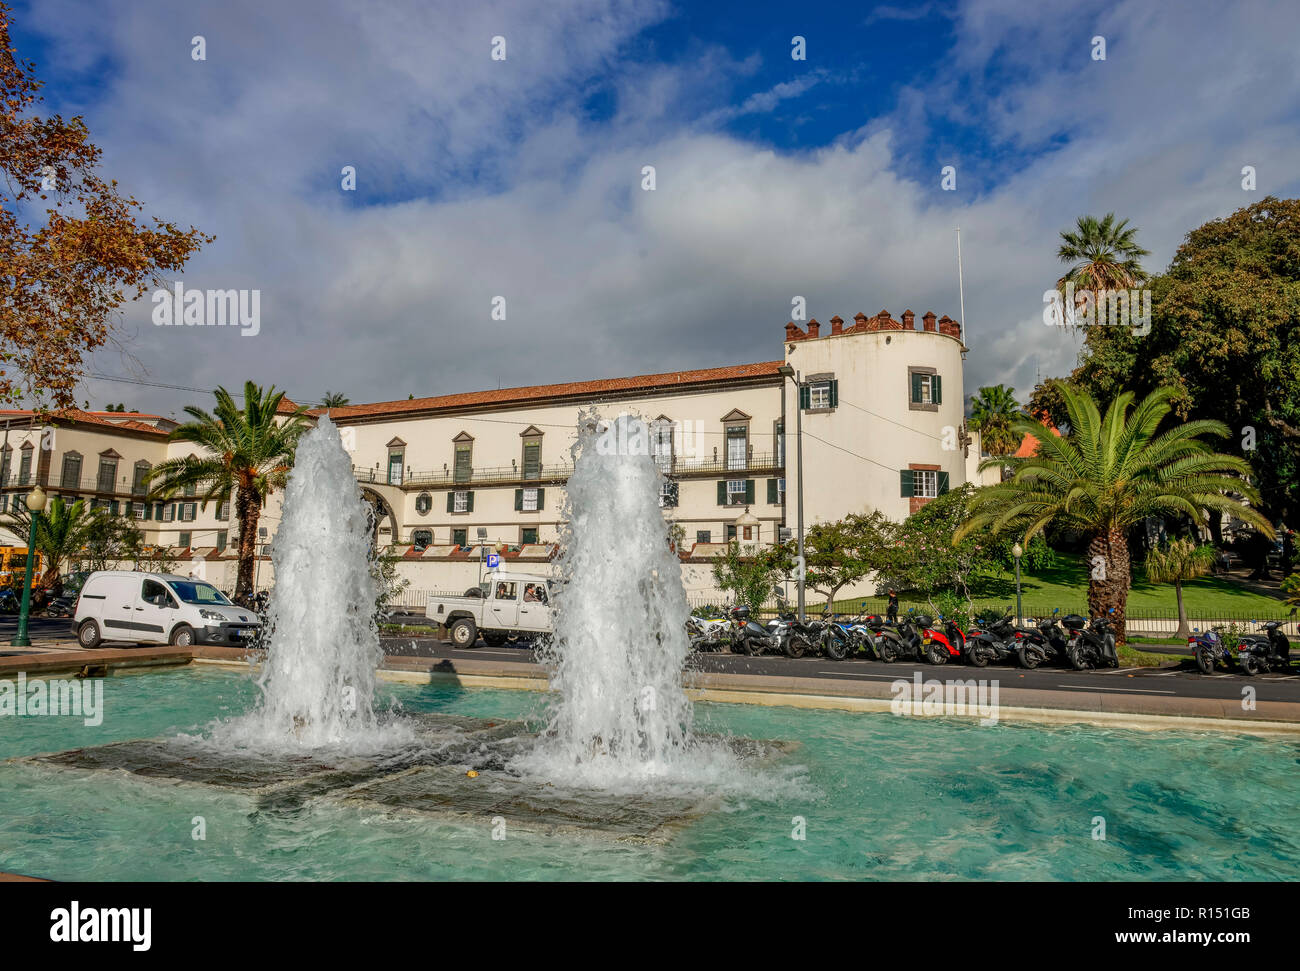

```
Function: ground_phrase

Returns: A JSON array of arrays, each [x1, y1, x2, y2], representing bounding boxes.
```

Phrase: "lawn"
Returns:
[[825, 553, 1291, 620]]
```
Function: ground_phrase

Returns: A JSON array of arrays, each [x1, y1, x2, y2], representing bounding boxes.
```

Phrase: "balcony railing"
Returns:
[[354, 452, 784, 489], [0, 473, 154, 496]]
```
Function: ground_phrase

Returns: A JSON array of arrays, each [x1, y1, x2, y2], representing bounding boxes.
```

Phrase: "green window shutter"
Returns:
[[900, 470, 914, 497], [932, 374, 942, 404], [767, 478, 778, 503], [537, 488, 545, 510], [514, 489, 522, 511], [744, 479, 755, 503], [717, 481, 726, 505], [829, 379, 839, 408], [798, 384, 810, 410], [466, 491, 474, 513], [911, 372, 923, 403], [446, 492, 455, 513], [938, 471, 950, 495]]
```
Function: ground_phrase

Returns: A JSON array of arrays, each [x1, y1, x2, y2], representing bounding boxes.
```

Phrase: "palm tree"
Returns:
[[146, 382, 311, 605], [955, 384, 1272, 643], [969, 384, 1021, 456], [321, 391, 349, 409], [1145, 538, 1218, 638], [1056, 213, 1149, 326], [5, 496, 100, 585]]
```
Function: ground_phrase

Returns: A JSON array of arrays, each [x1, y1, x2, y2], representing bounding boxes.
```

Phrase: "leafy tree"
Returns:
[[0, 6, 211, 409], [1051, 199, 1300, 554], [321, 391, 350, 408], [1144, 538, 1218, 637], [969, 384, 1022, 456], [802, 511, 896, 607], [711, 541, 785, 613], [886, 485, 1001, 615], [957, 384, 1271, 642], [81, 514, 143, 572], [146, 381, 310, 604], [1283, 573, 1300, 608], [4, 495, 99, 584]]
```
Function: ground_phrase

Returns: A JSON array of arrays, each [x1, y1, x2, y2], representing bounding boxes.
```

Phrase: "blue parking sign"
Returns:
[[486, 553, 500, 569]]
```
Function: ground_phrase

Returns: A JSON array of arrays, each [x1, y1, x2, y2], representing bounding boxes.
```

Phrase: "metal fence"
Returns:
[[685, 594, 1300, 636]]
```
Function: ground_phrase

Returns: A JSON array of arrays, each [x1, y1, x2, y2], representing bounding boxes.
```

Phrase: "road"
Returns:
[[7, 613, 1299, 707]]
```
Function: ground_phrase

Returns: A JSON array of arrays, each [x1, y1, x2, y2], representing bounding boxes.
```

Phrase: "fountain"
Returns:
[[14, 411, 797, 843], [219, 416, 396, 751]]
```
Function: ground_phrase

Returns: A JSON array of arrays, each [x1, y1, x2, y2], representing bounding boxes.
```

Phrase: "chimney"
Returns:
[[829, 315, 844, 336], [938, 315, 962, 339], [853, 312, 869, 332], [902, 309, 915, 330], [806, 318, 820, 338], [784, 321, 807, 341], [922, 311, 937, 333], [877, 309, 902, 330]]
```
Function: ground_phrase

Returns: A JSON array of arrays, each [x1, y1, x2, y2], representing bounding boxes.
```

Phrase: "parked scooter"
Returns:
[[686, 614, 730, 652], [876, 610, 950, 664], [1233, 616, 1294, 674], [1066, 611, 1119, 669], [964, 609, 1018, 667], [766, 595, 820, 658], [1014, 609, 1072, 669]]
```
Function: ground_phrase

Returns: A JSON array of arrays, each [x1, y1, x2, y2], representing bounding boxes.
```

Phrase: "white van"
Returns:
[[72, 570, 263, 649]]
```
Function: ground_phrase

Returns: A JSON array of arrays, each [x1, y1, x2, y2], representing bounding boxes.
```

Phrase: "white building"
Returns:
[[1, 308, 986, 601]]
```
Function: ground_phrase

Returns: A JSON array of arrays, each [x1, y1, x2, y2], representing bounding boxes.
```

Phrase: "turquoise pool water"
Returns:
[[2, 666, 1298, 880]]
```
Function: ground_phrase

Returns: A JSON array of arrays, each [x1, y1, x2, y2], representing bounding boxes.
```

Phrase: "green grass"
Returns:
[[820, 553, 1290, 620], [1118, 644, 1172, 667]]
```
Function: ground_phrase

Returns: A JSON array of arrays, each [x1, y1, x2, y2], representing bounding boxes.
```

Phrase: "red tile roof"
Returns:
[[315, 361, 784, 420], [0, 409, 170, 436]]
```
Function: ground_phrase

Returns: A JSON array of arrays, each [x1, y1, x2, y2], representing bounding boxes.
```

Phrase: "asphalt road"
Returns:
[[9, 613, 1299, 706], [379, 634, 1300, 706]]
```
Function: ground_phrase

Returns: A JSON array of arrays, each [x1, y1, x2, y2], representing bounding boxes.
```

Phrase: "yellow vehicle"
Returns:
[[0, 546, 47, 589]]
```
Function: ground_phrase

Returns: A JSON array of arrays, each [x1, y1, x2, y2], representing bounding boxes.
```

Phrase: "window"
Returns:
[[494, 581, 517, 601], [61, 452, 82, 489], [727, 479, 747, 505], [767, 478, 785, 504], [453, 440, 473, 483], [651, 419, 674, 474], [0, 447, 10, 483], [216, 500, 230, 521], [415, 492, 432, 515], [909, 369, 942, 409], [181, 502, 196, 522], [900, 468, 949, 499], [521, 438, 541, 480], [799, 377, 838, 411], [450, 490, 472, 513], [216, 530, 228, 551], [132, 461, 151, 495], [96, 456, 117, 493], [412, 529, 432, 551], [162, 503, 175, 522], [726, 524, 737, 541], [133, 503, 146, 521], [726, 425, 747, 470], [521, 527, 538, 545], [183, 481, 196, 497], [387, 449, 404, 485], [659, 480, 678, 508], [522, 487, 539, 511], [774, 420, 784, 466], [696, 530, 711, 545], [19, 445, 33, 484], [453, 527, 468, 547], [178, 531, 192, 548], [141, 579, 175, 608]]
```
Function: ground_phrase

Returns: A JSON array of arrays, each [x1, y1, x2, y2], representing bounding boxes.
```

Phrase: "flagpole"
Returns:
[[956, 227, 967, 347]]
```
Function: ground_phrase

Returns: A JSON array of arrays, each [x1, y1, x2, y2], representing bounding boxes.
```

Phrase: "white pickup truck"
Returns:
[[425, 571, 555, 648]]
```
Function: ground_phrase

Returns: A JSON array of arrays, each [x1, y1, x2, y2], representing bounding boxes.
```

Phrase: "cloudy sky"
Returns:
[[13, 0, 1300, 417]]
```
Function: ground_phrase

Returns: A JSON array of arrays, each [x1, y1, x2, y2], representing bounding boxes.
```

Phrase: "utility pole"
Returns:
[[777, 365, 805, 621], [956, 227, 967, 348]]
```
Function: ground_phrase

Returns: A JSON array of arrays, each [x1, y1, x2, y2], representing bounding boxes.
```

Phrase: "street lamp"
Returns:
[[10, 484, 47, 647], [776, 364, 805, 621], [1012, 541, 1024, 626]]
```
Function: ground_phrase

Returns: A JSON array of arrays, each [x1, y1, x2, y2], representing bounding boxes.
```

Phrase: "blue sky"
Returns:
[[11, 0, 1300, 416]]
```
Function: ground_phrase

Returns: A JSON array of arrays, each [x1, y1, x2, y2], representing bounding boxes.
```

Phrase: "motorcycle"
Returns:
[[729, 604, 780, 656], [876, 610, 949, 664], [1014, 609, 1072, 669], [964, 609, 1018, 667], [819, 612, 859, 660], [1066, 611, 1119, 670], [1229, 617, 1294, 675], [686, 613, 730, 652]]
